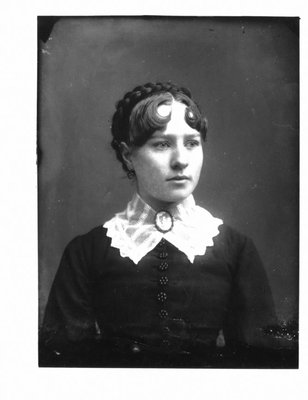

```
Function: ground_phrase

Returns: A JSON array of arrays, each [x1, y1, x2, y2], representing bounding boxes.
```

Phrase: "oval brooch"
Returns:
[[154, 210, 174, 233]]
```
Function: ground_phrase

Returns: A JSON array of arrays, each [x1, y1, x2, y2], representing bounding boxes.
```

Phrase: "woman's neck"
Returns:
[[136, 190, 191, 212]]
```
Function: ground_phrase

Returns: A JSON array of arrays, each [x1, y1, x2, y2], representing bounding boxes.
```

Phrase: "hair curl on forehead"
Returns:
[[111, 81, 208, 174]]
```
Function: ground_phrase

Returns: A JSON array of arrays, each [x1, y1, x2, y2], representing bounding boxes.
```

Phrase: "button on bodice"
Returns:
[[159, 276, 168, 286], [157, 292, 167, 302]]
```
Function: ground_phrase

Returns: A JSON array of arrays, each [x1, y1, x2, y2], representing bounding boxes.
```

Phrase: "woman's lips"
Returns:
[[167, 176, 190, 181]]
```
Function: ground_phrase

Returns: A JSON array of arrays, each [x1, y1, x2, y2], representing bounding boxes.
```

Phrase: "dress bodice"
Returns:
[[40, 224, 280, 367]]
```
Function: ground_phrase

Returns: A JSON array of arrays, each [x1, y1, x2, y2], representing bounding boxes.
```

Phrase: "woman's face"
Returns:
[[129, 101, 204, 210]]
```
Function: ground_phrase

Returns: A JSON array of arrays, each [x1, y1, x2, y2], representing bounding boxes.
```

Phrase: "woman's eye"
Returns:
[[186, 140, 200, 148], [153, 141, 170, 149]]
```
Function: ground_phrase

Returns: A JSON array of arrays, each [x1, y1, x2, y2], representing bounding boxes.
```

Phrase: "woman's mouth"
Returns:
[[167, 176, 190, 181]]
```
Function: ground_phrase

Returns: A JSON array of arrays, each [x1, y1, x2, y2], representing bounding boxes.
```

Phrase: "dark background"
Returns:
[[38, 17, 299, 326]]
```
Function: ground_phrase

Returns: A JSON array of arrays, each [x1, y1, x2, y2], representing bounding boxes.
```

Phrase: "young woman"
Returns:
[[40, 82, 280, 367]]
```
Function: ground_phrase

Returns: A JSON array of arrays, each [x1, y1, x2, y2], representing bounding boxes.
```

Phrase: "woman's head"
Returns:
[[111, 82, 208, 208]]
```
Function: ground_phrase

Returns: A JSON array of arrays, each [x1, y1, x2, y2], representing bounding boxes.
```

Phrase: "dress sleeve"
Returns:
[[40, 235, 97, 354], [225, 234, 278, 349]]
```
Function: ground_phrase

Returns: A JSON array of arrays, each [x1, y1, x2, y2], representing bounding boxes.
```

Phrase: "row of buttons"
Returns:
[[157, 239, 169, 323]]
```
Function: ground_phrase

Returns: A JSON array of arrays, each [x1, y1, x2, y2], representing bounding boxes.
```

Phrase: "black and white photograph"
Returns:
[[2, 0, 308, 398], [37, 16, 299, 369]]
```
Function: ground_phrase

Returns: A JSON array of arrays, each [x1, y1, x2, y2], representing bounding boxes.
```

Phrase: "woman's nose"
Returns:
[[171, 146, 189, 170]]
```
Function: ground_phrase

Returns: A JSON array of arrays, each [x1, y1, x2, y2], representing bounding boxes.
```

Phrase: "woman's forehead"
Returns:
[[156, 101, 199, 135], [152, 125, 200, 139]]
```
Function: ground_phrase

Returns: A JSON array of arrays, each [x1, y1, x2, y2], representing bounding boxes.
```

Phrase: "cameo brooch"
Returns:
[[154, 210, 174, 233]]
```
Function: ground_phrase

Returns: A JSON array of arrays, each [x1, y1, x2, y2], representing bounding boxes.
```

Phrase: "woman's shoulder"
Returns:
[[64, 226, 111, 260], [214, 222, 253, 256], [218, 223, 249, 242], [69, 225, 109, 243], [195, 206, 250, 251]]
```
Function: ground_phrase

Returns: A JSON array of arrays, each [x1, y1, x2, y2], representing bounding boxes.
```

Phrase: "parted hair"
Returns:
[[111, 81, 208, 174]]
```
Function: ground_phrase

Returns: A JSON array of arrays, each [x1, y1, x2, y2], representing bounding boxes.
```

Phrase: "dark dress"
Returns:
[[40, 224, 294, 368]]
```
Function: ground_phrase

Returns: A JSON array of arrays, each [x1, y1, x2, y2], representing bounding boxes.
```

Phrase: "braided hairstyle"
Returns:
[[111, 81, 208, 175]]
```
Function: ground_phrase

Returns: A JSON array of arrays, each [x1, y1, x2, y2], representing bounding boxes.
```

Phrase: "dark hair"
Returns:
[[111, 82, 208, 174]]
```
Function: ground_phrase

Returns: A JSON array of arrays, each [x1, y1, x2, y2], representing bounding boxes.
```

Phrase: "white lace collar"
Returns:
[[103, 193, 223, 265]]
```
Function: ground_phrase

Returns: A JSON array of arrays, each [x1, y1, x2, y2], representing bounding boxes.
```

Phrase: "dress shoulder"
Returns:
[[65, 225, 111, 260], [217, 223, 250, 245], [71, 225, 110, 244], [212, 223, 251, 264]]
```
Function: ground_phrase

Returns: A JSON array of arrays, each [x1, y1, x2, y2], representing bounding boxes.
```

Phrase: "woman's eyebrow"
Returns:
[[151, 132, 201, 139]]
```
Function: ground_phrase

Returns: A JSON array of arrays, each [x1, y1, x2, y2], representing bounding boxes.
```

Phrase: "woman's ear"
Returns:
[[120, 142, 134, 170]]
